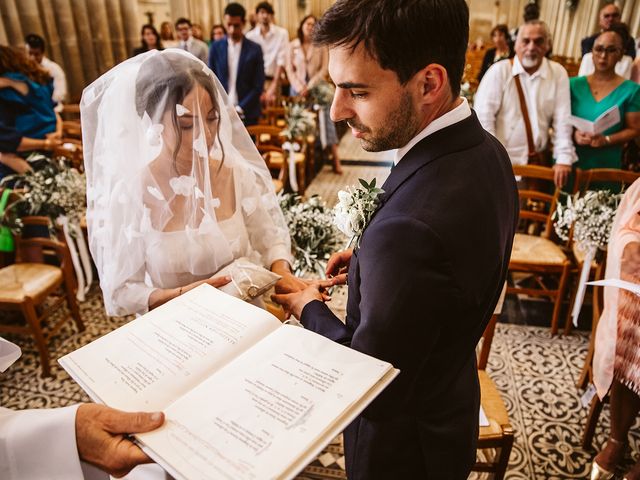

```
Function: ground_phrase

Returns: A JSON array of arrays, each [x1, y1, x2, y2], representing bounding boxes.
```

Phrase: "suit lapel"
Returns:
[[238, 40, 250, 81], [380, 112, 485, 204]]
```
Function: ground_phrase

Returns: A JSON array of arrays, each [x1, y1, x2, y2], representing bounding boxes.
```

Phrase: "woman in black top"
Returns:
[[477, 24, 514, 83], [132, 24, 164, 57]]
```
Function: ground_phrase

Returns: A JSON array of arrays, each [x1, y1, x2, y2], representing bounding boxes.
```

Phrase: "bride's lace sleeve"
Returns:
[[238, 166, 293, 267]]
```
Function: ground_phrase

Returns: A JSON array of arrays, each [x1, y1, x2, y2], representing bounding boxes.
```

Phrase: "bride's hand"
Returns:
[[179, 275, 232, 296], [271, 260, 307, 294]]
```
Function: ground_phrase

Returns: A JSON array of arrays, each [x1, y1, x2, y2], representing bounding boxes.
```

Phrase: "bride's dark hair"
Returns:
[[135, 51, 224, 173]]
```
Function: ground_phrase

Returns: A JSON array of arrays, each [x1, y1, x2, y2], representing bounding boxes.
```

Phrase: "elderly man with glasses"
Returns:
[[581, 3, 636, 59]]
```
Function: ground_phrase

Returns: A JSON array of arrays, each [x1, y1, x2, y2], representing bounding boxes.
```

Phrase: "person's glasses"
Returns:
[[593, 45, 621, 56], [603, 13, 620, 19]]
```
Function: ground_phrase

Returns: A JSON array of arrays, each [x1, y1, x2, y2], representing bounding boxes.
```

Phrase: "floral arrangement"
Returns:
[[460, 81, 474, 107], [280, 101, 316, 141], [333, 178, 384, 248], [553, 189, 623, 251], [308, 81, 335, 108], [0, 153, 86, 235], [279, 193, 343, 277]]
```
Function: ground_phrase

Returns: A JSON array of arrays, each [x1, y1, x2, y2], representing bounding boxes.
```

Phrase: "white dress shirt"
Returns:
[[578, 52, 633, 79], [246, 24, 288, 78], [394, 97, 471, 164], [227, 39, 243, 107], [0, 337, 106, 480], [474, 56, 577, 166], [41, 56, 67, 104]]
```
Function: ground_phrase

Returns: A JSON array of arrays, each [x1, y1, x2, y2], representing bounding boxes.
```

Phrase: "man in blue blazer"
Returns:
[[208, 3, 264, 126], [273, 1, 519, 479]]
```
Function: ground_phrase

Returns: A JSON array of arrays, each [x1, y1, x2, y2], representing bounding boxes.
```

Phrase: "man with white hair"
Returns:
[[581, 2, 636, 59], [475, 20, 576, 188]]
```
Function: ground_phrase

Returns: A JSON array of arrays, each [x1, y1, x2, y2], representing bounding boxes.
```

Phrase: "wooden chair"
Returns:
[[246, 125, 306, 193], [59, 103, 80, 122], [256, 144, 289, 194], [507, 165, 571, 335], [263, 106, 287, 128], [53, 141, 84, 172], [62, 120, 82, 141], [473, 283, 514, 480], [0, 216, 84, 377], [563, 168, 640, 334]]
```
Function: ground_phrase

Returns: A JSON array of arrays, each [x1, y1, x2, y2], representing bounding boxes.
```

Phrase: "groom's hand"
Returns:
[[326, 249, 353, 283], [272, 280, 335, 319]]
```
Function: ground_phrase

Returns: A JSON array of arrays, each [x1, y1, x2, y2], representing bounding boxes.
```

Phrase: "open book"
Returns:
[[59, 284, 398, 480], [568, 105, 621, 135]]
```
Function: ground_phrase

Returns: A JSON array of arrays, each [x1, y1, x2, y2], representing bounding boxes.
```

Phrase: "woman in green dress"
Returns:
[[570, 25, 640, 173]]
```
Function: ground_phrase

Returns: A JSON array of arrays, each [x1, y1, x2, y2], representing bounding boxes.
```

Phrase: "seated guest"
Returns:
[[0, 336, 165, 480], [159, 21, 178, 48], [477, 24, 514, 82], [210, 24, 227, 44], [590, 179, 640, 480], [285, 15, 342, 173], [571, 25, 640, 173], [0, 46, 58, 140], [174, 17, 208, 63], [24, 33, 67, 106], [209, 3, 264, 126], [582, 3, 636, 59], [132, 24, 163, 57], [475, 20, 576, 188], [246, 1, 289, 106]]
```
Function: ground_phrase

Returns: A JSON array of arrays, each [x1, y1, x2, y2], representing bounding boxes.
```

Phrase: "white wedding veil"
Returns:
[[81, 49, 291, 315]]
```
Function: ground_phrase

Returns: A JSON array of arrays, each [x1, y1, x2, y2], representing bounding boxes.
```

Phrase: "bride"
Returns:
[[82, 50, 303, 316]]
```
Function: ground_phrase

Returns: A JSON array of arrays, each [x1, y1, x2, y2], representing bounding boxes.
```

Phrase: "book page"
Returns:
[[568, 115, 595, 134], [594, 105, 620, 134], [59, 284, 281, 411], [137, 325, 396, 480], [588, 278, 640, 296]]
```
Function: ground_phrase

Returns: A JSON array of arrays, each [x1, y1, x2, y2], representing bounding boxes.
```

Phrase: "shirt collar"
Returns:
[[394, 97, 472, 164], [511, 55, 549, 79]]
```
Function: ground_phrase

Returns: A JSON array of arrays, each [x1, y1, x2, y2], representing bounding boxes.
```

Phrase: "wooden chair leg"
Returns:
[[478, 314, 498, 370], [563, 269, 579, 336], [551, 263, 570, 336], [21, 299, 52, 377], [495, 430, 514, 480], [582, 395, 604, 449], [64, 284, 85, 332]]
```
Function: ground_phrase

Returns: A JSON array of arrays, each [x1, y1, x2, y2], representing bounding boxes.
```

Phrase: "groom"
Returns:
[[273, 0, 518, 479]]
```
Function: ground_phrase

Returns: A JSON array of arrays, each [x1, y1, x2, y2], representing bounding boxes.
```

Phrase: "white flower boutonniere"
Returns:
[[333, 178, 384, 248]]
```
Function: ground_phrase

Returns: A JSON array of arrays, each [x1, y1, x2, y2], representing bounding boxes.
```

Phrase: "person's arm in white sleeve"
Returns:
[[473, 62, 503, 136], [578, 53, 593, 77], [551, 66, 577, 167], [0, 405, 91, 480], [49, 62, 68, 104]]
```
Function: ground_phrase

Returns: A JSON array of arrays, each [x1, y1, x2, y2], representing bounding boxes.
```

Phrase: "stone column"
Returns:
[[38, 0, 65, 67], [0, 17, 8, 45], [52, 0, 88, 101], [1, 0, 24, 46], [15, 0, 44, 38], [105, 0, 128, 61], [68, 0, 100, 86], [85, 0, 116, 74], [120, 0, 141, 57]]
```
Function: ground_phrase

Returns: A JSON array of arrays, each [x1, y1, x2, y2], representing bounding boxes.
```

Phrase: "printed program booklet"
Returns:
[[59, 284, 399, 480]]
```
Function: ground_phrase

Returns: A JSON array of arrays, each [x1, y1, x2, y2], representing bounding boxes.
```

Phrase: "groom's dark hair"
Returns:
[[313, 0, 469, 96]]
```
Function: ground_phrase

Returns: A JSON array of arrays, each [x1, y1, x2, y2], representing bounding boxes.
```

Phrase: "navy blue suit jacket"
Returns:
[[208, 37, 264, 124], [301, 112, 518, 479]]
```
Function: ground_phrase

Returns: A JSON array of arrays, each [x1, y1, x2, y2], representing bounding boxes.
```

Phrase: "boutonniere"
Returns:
[[333, 178, 384, 248]]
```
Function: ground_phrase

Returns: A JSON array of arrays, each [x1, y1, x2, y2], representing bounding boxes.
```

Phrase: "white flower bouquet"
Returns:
[[279, 193, 343, 277], [333, 178, 384, 248], [281, 101, 316, 141], [0, 153, 86, 235], [553, 189, 622, 251]]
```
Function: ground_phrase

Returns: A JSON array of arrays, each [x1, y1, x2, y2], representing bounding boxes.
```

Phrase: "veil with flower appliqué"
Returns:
[[82, 49, 291, 316]]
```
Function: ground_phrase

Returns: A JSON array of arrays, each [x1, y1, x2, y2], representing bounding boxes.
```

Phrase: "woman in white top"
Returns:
[[82, 50, 302, 316], [285, 15, 342, 174]]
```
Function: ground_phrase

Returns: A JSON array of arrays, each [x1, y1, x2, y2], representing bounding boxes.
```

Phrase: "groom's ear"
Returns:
[[415, 64, 449, 104]]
